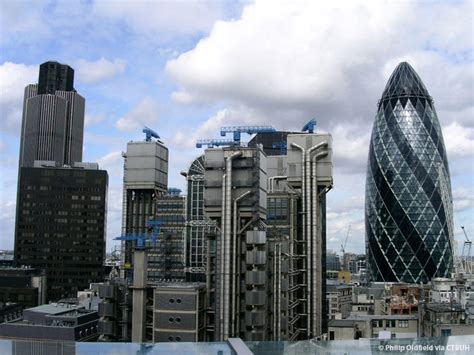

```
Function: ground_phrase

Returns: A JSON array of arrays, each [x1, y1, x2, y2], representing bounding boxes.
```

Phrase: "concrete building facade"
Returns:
[[200, 131, 333, 341], [121, 138, 168, 274]]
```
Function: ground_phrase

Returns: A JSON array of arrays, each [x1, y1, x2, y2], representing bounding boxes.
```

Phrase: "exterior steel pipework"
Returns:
[[232, 190, 251, 336], [224, 151, 242, 340], [220, 173, 226, 339], [311, 149, 328, 337], [305, 143, 323, 337], [269, 176, 287, 193], [290, 142, 307, 336]]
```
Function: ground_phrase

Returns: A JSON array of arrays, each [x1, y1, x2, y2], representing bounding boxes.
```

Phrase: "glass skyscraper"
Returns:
[[365, 62, 454, 283]]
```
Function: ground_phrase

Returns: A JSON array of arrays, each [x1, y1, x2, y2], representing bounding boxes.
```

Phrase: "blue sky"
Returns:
[[0, 0, 472, 256]]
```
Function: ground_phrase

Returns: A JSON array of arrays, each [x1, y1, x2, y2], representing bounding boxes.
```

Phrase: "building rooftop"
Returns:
[[328, 319, 365, 328], [151, 282, 206, 290], [348, 314, 418, 321], [426, 303, 465, 313], [25, 303, 84, 315]]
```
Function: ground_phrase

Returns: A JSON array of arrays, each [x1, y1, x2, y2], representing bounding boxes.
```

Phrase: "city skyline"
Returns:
[[1, 0, 472, 255]]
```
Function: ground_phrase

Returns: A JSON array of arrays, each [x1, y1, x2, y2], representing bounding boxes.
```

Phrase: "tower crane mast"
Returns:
[[461, 226, 472, 275]]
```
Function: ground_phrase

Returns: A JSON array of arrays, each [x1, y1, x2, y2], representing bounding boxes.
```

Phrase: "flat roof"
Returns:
[[426, 303, 464, 313], [328, 319, 365, 328], [25, 303, 83, 315], [347, 315, 418, 321]]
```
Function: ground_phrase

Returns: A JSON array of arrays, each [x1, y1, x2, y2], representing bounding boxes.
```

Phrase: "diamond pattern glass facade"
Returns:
[[365, 62, 454, 283]]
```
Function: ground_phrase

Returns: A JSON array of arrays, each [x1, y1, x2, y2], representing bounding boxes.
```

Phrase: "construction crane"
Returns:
[[115, 220, 162, 281], [461, 226, 472, 275], [302, 118, 317, 134], [114, 220, 162, 250], [196, 138, 237, 148], [340, 224, 351, 270], [167, 187, 182, 196], [220, 125, 276, 142], [142, 126, 160, 141]]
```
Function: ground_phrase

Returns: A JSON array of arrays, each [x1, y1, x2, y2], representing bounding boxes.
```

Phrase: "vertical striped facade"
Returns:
[[18, 86, 85, 167]]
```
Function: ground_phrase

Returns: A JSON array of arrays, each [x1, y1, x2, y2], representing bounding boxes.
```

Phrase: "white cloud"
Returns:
[[116, 97, 160, 131], [453, 187, 474, 213], [0, 62, 37, 134], [97, 151, 122, 171], [166, 0, 472, 142], [92, 1, 229, 38], [171, 106, 268, 149], [0, 1, 51, 45], [331, 123, 371, 174], [443, 122, 474, 159], [84, 113, 107, 127], [0, 199, 16, 250], [166, 1, 416, 118], [75, 58, 126, 84]]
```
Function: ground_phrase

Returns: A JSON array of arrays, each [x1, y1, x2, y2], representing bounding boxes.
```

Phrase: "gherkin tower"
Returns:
[[365, 62, 454, 283]]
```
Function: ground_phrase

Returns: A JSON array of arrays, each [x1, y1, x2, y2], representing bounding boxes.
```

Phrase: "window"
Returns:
[[441, 329, 451, 337], [398, 320, 409, 328]]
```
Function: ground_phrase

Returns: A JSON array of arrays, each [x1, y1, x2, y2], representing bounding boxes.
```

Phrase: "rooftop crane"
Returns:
[[142, 126, 160, 141], [167, 187, 182, 196], [220, 125, 276, 143], [114, 220, 162, 281], [196, 138, 238, 148], [114, 220, 162, 250], [302, 118, 317, 134], [461, 226, 472, 275]]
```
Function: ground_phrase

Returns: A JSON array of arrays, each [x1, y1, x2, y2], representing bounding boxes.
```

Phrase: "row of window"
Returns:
[[372, 320, 409, 328]]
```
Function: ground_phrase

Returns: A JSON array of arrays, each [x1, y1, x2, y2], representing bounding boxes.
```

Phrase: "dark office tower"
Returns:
[[14, 162, 108, 301], [365, 62, 454, 283], [38, 61, 75, 94], [19, 61, 85, 167]]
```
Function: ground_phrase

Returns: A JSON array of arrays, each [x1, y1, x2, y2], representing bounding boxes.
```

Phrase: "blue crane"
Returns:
[[142, 126, 160, 141], [196, 138, 238, 148], [301, 119, 317, 134], [114, 220, 162, 250], [220, 125, 276, 142], [167, 187, 181, 196]]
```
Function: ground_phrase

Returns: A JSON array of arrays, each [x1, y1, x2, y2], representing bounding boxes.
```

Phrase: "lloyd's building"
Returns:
[[365, 62, 454, 283]]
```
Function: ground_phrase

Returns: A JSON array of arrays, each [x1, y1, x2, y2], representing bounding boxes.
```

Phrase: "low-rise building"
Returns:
[[0, 303, 22, 324], [383, 284, 424, 316], [0, 267, 46, 308], [153, 282, 206, 342], [327, 283, 352, 320], [0, 303, 99, 341], [350, 285, 385, 316], [328, 315, 418, 340], [429, 277, 473, 308], [423, 303, 474, 337]]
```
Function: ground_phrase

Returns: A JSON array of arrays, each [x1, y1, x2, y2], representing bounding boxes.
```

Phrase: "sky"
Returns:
[[0, 0, 472, 256]]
